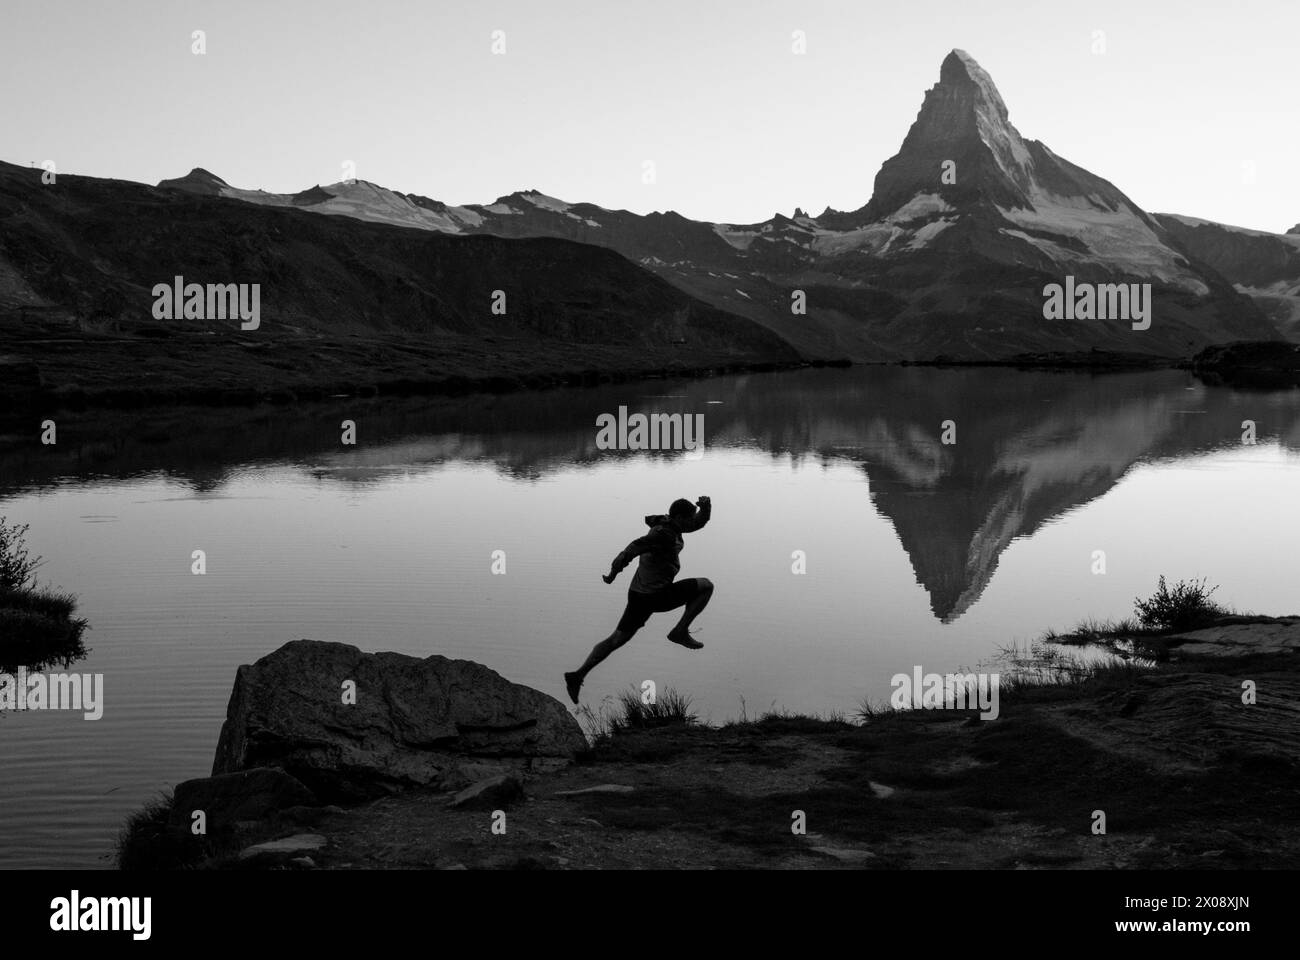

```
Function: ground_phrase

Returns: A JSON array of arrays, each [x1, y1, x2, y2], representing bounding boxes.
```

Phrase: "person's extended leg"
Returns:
[[566, 593, 649, 703], [667, 578, 713, 649], [570, 629, 630, 685]]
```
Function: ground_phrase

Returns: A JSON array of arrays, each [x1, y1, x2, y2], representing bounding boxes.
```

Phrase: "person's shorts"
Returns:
[[616, 578, 703, 636]]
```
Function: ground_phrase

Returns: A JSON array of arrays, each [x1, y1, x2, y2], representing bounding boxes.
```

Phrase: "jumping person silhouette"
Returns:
[[565, 496, 713, 704]]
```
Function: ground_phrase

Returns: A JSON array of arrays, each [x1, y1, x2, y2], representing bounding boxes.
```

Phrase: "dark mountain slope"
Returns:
[[0, 160, 798, 406]]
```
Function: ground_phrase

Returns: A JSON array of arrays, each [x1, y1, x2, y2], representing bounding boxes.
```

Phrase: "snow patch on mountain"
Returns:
[[479, 190, 600, 227], [175, 176, 470, 234], [998, 190, 1207, 292], [713, 224, 759, 250], [304, 181, 465, 233], [813, 222, 909, 256], [447, 206, 485, 227], [519, 191, 571, 213], [908, 219, 957, 248], [216, 184, 294, 207], [1249, 279, 1300, 296], [948, 49, 1034, 187], [891, 193, 954, 222], [810, 193, 955, 255]]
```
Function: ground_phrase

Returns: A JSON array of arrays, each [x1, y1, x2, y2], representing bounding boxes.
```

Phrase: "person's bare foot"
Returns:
[[564, 671, 583, 704], [667, 627, 704, 650]]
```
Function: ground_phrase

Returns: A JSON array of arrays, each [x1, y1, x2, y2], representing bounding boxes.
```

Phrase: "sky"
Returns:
[[2, 0, 1296, 232]]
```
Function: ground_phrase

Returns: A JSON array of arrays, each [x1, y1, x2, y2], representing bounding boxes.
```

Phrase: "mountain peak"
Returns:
[[291, 184, 334, 206], [854, 49, 1033, 220], [186, 167, 226, 183], [1288, 223, 1300, 235], [157, 167, 229, 195], [939, 49, 1011, 123]]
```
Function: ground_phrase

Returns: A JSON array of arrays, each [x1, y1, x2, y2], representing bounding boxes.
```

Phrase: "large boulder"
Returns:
[[212, 640, 586, 801]]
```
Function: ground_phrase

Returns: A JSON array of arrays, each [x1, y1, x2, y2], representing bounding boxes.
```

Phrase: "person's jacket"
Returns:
[[611, 500, 711, 593]]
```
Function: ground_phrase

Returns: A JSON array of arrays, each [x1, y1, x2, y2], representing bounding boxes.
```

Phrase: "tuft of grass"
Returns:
[[1047, 615, 1164, 646], [573, 701, 615, 745], [573, 685, 700, 751], [611, 685, 697, 730], [855, 697, 897, 723], [114, 791, 207, 870], [721, 703, 858, 734], [992, 641, 1154, 703]]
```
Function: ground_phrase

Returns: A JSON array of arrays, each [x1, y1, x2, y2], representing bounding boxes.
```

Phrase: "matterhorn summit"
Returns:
[[861, 49, 1037, 219]]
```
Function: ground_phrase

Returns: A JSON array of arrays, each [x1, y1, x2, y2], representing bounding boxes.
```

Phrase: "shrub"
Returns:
[[0, 517, 40, 592], [1133, 576, 1225, 633]]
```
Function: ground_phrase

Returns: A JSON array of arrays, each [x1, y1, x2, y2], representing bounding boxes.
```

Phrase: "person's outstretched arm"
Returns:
[[603, 527, 673, 583], [684, 495, 711, 532]]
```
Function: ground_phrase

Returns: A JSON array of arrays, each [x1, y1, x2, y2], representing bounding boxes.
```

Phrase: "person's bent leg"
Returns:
[[667, 578, 713, 649]]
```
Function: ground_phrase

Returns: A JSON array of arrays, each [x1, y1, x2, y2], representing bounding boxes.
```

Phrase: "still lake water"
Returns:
[[3, 365, 1300, 868]]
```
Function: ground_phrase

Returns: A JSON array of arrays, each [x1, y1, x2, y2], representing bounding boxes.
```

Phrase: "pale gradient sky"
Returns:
[[2, 0, 1296, 232]]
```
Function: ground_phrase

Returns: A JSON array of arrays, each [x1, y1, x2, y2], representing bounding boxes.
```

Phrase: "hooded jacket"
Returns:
[[611, 499, 711, 594]]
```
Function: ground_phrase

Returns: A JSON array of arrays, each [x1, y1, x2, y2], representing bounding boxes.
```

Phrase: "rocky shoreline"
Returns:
[[118, 617, 1300, 870]]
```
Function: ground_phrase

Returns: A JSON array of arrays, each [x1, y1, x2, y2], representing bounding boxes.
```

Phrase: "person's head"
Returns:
[[668, 498, 697, 526]]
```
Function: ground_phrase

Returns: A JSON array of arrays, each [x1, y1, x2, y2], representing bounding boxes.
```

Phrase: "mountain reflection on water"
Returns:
[[4, 366, 1295, 624]]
